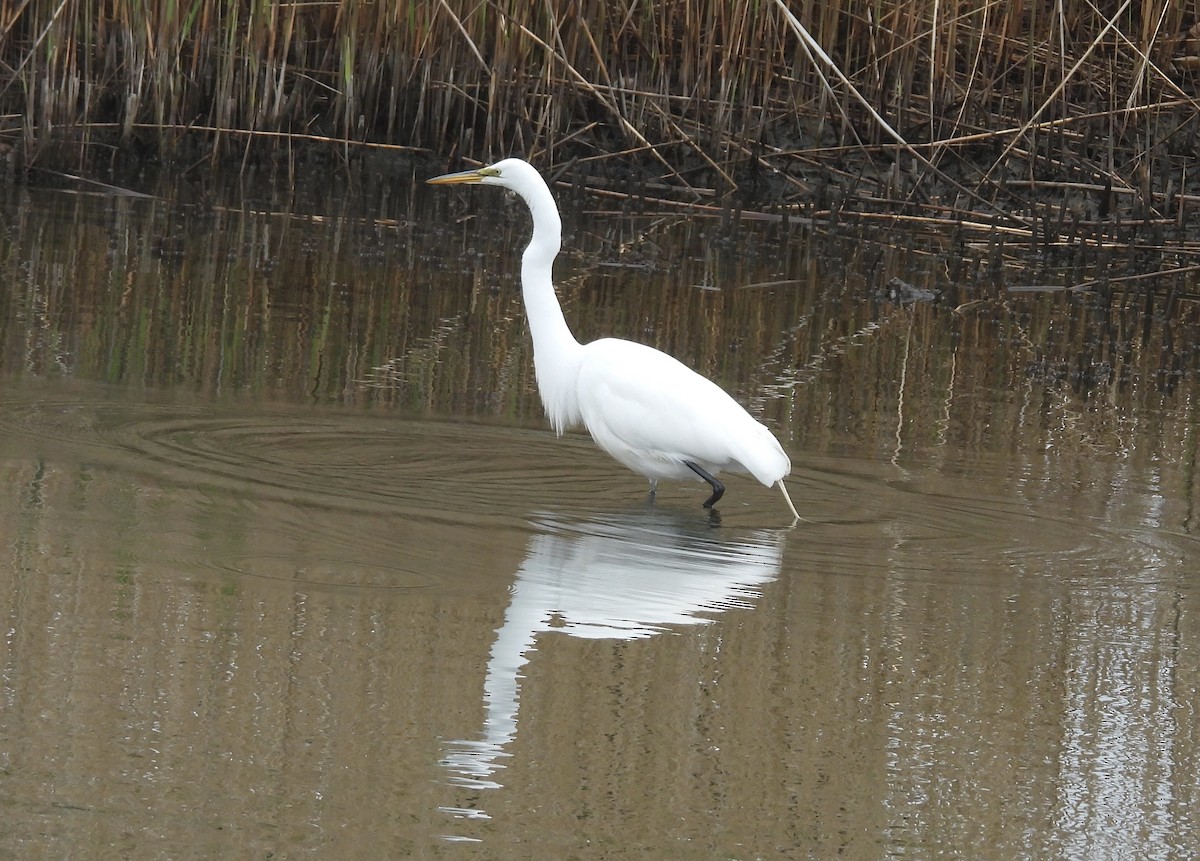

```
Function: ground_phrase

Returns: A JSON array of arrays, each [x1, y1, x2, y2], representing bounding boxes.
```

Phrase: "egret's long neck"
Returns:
[[520, 189, 577, 352], [517, 181, 583, 433]]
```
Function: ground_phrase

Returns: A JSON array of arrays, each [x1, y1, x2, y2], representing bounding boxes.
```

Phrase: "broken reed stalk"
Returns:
[[0, 0, 1196, 228]]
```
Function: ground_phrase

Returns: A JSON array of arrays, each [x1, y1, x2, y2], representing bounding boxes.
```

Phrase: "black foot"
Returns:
[[684, 461, 725, 508]]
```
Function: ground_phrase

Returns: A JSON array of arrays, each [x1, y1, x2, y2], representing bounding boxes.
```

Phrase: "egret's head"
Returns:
[[427, 157, 559, 237], [426, 158, 539, 192]]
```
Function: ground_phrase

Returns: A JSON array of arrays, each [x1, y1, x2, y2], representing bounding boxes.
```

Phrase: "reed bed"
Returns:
[[1, 0, 1198, 233]]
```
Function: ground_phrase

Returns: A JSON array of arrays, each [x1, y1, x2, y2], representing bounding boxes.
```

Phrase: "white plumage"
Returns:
[[428, 158, 798, 518]]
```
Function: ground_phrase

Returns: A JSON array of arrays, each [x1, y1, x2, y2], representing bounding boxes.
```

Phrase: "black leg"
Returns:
[[684, 461, 725, 508]]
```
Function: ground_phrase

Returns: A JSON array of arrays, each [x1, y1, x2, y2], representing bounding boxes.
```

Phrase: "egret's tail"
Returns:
[[778, 480, 800, 521]]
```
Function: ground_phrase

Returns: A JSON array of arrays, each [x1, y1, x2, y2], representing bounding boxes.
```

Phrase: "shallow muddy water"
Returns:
[[1, 168, 1199, 859]]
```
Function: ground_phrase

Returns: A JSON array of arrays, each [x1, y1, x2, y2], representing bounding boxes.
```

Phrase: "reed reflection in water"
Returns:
[[1, 174, 1199, 859]]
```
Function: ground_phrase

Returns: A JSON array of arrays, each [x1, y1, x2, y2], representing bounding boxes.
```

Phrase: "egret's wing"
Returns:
[[576, 339, 788, 484]]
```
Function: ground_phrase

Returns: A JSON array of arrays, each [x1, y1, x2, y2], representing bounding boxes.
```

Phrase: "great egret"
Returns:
[[428, 158, 799, 518]]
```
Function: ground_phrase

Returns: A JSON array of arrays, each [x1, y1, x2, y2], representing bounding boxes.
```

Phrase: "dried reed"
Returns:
[[1, 0, 1197, 231]]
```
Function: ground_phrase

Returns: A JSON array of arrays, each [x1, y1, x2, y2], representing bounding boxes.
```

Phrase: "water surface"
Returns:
[[1, 171, 1197, 859]]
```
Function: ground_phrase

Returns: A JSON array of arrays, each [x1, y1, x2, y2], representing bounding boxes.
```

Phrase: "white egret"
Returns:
[[428, 158, 799, 518]]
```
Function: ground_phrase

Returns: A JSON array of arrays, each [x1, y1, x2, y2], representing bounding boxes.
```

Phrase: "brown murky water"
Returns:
[[2, 170, 1198, 859]]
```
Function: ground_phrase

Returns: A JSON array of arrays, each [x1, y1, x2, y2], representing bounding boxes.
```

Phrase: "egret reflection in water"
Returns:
[[439, 509, 786, 798]]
